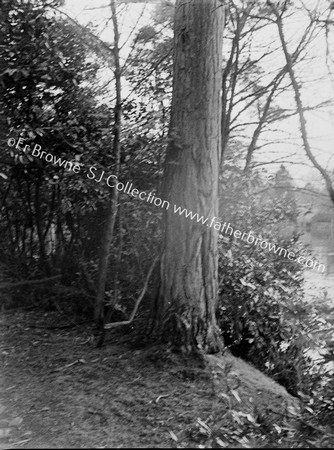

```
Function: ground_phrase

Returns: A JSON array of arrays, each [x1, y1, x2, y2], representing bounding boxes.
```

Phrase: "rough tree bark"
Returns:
[[152, 0, 225, 354]]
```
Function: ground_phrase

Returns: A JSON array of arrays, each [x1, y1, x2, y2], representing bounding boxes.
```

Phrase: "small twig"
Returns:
[[155, 394, 169, 403], [53, 358, 86, 372], [10, 439, 31, 446]]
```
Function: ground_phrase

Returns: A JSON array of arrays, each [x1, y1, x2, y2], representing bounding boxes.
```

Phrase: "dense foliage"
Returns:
[[0, 0, 113, 286], [0, 0, 333, 445]]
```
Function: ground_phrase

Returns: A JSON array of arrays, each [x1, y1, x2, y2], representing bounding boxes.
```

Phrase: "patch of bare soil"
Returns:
[[0, 309, 300, 448]]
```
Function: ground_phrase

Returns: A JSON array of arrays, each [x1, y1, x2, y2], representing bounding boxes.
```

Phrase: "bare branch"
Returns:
[[104, 256, 158, 329], [269, 2, 334, 204]]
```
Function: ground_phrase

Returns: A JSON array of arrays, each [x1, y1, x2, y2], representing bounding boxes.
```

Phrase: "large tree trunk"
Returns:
[[153, 0, 225, 354]]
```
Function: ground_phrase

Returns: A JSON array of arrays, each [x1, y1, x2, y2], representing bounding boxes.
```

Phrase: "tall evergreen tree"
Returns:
[[152, 0, 225, 353]]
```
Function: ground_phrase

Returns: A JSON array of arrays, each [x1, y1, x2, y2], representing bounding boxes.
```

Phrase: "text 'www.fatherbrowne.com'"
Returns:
[[7, 136, 325, 273], [173, 204, 325, 273]]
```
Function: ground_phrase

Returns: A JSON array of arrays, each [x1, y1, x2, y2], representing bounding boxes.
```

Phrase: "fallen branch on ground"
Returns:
[[104, 256, 158, 329], [26, 320, 89, 330], [0, 275, 61, 290]]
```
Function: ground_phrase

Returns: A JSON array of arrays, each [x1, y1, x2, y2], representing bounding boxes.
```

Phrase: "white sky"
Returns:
[[256, 1, 334, 187], [61, 0, 334, 190]]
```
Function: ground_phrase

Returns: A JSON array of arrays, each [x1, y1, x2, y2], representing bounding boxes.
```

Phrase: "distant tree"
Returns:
[[95, 0, 122, 327], [268, 1, 334, 204]]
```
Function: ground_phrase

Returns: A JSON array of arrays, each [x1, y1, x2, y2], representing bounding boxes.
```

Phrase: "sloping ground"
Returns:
[[0, 309, 303, 448]]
